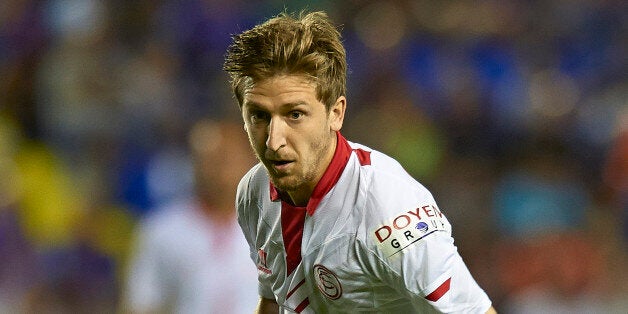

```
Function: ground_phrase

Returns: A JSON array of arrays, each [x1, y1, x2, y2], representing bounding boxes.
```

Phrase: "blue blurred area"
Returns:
[[1, 0, 626, 312]]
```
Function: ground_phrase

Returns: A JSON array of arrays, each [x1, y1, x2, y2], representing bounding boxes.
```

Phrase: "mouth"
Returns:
[[268, 159, 294, 171]]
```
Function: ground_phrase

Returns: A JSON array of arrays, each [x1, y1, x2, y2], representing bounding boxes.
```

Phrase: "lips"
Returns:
[[268, 159, 294, 172], [271, 160, 293, 166]]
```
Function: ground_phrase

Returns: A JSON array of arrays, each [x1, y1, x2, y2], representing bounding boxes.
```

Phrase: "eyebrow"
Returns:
[[243, 101, 309, 111]]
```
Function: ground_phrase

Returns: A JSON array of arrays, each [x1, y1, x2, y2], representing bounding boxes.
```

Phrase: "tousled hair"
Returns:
[[223, 11, 346, 110]]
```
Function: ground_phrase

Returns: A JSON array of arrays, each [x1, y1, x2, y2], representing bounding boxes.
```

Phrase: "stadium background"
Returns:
[[1, 0, 626, 312]]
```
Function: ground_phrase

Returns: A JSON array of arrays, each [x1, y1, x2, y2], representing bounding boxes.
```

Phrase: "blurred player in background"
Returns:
[[224, 11, 497, 313], [123, 119, 259, 313]]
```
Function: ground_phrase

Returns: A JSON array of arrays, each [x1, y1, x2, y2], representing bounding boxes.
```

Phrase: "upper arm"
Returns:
[[235, 167, 277, 301], [362, 181, 492, 313], [235, 167, 259, 262], [372, 228, 493, 313]]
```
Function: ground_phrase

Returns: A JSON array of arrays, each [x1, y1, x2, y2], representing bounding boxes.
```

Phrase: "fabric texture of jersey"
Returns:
[[236, 132, 492, 313]]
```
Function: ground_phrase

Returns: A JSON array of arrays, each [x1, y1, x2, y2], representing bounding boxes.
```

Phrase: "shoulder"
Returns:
[[348, 141, 436, 213], [236, 163, 268, 205], [235, 163, 269, 235], [347, 142, 451, 254], [349, 141, 422, 186]]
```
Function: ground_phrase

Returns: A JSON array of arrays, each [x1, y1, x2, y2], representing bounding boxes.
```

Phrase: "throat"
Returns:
[[284, 189, 312, 208]]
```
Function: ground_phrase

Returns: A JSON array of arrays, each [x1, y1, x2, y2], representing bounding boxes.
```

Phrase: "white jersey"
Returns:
[[237, 133, 492, 313], [125, 199, 259, 314]]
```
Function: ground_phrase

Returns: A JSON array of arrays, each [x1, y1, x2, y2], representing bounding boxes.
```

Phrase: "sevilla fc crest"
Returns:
[[313, 264, 342, 300]]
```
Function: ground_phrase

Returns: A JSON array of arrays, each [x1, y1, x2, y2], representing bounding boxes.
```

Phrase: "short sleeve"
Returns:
[[369, 213, 492, 313], [360, 168, 492, 313], [236, 165, 276, 300]]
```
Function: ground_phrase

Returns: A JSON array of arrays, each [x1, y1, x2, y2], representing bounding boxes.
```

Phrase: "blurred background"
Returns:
[[1, 0, 626, 313]]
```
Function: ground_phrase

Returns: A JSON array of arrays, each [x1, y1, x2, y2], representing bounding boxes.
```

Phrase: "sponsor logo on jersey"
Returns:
[[373, 204, 449, 257], [257, 249, 272, 274], [313, 264, 342, 300], [416, 221, 429, 233]]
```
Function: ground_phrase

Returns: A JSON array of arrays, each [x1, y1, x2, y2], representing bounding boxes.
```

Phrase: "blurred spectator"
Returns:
[[0, 0, 48, 139], [36, 0, 120, 155], [123, 119, 259, 313], [113, 40, 190, 215], [604, 109, 628, 242], [493, 137, 590, 238], [491, 136, 624, 313], [346, 70, 446, 182], [0, 113, 129, 312], [0, 115, 39, 312]]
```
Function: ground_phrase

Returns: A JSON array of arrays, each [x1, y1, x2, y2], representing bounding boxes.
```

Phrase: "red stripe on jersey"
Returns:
[[425, 278, 451, 302], [286, 279, 306, 299], [353, 148, 371, 166], [295, 298, 310, 313], [274, 132, 355, 275], [269, 132, 352, 216], [281, 203, 307, 275], [270, 181, 280, 201], [304, 131, 352, 216]]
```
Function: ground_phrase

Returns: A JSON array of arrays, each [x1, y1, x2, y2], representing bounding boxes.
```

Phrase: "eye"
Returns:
[[289, 111, 304, 120], [250, 111, 269, 124]]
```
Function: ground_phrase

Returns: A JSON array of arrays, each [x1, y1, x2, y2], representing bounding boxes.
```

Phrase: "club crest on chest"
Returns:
[[313, 264, 342, 300]]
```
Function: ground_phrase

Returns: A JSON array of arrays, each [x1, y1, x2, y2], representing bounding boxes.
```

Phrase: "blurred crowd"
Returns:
[[1, 0, 626, 313]]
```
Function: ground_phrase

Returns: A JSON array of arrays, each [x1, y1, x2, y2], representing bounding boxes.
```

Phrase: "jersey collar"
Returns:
[[270, 131, 352, 216]]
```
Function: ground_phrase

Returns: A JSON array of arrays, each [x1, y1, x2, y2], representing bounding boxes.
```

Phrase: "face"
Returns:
[[190, 121, 256, 210], [242, 74, 345, 204]]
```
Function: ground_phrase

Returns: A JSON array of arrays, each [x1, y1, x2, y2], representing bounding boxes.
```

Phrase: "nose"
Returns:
[[266, 117, 287, 152]]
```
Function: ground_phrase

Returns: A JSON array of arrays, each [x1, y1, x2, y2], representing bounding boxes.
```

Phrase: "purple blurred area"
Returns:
[[1, 0, 626, 312]]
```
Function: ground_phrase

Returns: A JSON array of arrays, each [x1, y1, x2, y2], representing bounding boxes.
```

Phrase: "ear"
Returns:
[[329, 96, 346, 132]]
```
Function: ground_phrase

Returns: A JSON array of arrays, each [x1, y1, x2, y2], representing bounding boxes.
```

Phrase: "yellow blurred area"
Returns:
[[1, 113, 134, 265], [14, 141, 82, 248], [385, 121, 445, 182]]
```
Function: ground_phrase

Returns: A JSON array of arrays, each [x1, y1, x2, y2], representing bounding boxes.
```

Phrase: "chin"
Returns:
[[269, 175, 301, 192]]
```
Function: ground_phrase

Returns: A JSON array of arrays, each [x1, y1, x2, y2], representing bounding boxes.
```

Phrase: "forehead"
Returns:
[[242, 75, 319, 106]]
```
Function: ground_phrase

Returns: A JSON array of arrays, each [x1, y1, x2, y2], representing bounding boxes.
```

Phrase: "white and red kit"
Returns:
[[126, 199, 259, 313], [236, 132, 492, 313]]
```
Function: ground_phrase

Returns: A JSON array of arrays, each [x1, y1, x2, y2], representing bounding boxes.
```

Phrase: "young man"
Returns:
[[124, 120, 259, 313], [224, 11, 497, 313]]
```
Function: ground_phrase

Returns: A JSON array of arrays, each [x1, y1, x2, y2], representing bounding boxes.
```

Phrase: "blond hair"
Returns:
[[224, 11, 346, 110]]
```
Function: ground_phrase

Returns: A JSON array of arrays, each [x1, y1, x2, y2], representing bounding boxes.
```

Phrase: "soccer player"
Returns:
[[124, 119, 259, 313], [224, 11, 497, 313]]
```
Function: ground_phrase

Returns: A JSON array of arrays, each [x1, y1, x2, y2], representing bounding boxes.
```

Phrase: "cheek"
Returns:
[[302, 129, 329, 158]]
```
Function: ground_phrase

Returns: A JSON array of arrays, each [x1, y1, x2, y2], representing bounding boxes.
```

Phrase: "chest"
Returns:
[[255, 211, 409, 312]]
